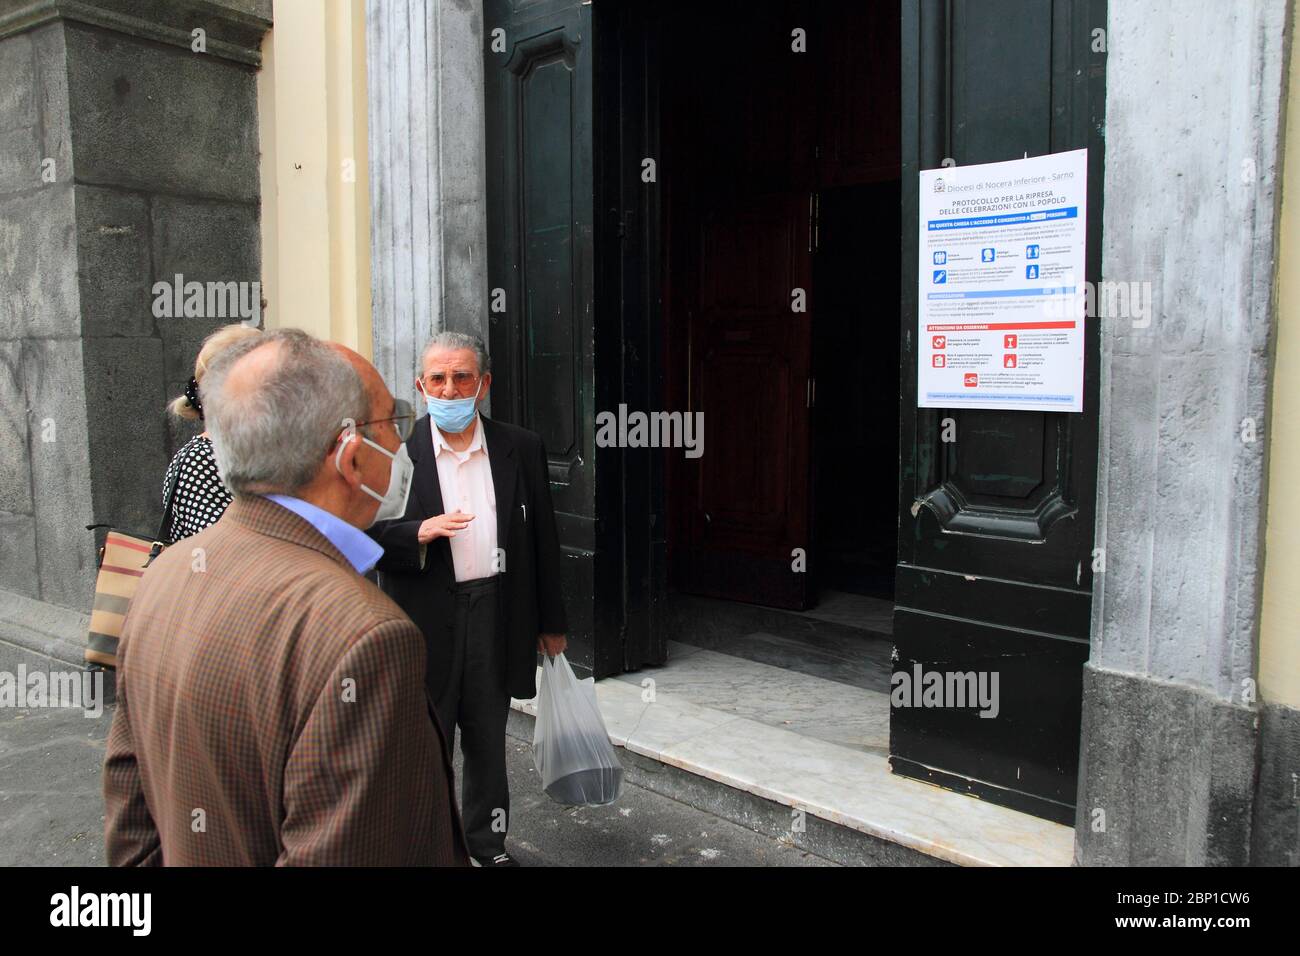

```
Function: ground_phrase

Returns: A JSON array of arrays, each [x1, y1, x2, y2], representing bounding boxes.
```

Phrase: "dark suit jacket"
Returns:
[[104, 495, 470, 866], [369, 414, 568, 702]]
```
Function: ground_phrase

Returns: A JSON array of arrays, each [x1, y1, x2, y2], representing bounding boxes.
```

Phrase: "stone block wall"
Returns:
[[0, 0, 270, 619]]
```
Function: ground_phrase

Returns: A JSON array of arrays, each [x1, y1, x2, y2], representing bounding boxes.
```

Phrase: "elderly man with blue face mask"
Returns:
[[368, 331, 569, 867]]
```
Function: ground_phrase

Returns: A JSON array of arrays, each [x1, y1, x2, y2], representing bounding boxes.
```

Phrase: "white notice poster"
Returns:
[[917, 149, 1087, 412]]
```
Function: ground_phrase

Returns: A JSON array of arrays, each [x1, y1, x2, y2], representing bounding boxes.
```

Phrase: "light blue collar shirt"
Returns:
[[264, 494, 384, 576]]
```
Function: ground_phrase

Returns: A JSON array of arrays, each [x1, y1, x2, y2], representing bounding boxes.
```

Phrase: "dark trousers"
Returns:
[[434, 576, 509, 860]]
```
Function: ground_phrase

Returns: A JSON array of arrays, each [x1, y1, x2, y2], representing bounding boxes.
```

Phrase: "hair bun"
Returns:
[[183, 376, 204, 419]]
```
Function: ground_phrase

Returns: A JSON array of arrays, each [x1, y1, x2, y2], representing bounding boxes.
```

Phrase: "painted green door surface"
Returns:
[[895, 0, 1106, 823]]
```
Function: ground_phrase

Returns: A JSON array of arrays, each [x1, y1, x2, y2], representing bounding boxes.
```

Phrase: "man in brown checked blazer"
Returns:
[[103, 328, 469, 866]]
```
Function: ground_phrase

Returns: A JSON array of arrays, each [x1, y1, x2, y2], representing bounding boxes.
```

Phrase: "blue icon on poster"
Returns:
[[933, 251, 947, 265], [1026, 264, 1039, 279], [1026, 244, 1040, 259], [981, 248, 995, 262], [933, 270, 948, 284]]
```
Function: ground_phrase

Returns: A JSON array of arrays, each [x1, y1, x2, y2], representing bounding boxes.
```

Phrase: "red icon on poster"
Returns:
[[932, 335, 947, 349], [1004, 354, 1018, 368], [964, 373, 978, 387], [1004, 334, 1018, 349], [932, 355, 946, 368]]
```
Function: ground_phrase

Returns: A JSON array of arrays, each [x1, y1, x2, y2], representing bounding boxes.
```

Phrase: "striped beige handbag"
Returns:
[[84, 472, 179, 667]]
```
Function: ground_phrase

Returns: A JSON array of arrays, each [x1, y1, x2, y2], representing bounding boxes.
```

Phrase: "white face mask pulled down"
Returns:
[[335, 434, 414, 527]]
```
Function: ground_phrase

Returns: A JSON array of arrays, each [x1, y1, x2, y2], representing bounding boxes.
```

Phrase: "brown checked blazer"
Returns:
[[103, 494, 470, 867]]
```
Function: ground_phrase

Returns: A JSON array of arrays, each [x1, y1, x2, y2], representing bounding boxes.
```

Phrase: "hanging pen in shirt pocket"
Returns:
[[521, 503, 527, 523]]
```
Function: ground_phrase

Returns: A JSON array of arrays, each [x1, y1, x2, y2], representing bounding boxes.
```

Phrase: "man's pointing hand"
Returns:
[[418, 512, 474, 543]]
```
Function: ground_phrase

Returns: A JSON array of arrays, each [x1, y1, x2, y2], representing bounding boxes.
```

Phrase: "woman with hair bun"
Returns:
[[162, 323, 262, 543]]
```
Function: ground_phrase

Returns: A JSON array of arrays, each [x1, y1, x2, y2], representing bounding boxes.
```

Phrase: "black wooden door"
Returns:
[[485, 0, 668, 679], [893, 0, 1106, 824], [484, 0, 612, 679]]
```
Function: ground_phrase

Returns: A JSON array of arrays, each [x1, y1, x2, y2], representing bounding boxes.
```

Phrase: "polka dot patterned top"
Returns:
[[162, 435, 233, 544]]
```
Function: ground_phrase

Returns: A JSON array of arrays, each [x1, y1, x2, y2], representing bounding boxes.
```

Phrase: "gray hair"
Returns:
[[202, 328, 369, 497], [420, 330, 491, 376]]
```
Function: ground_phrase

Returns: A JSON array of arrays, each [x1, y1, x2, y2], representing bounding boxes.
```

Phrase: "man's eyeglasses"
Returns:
[[355, 398, 416, 443], [422, 371, 480, 393]]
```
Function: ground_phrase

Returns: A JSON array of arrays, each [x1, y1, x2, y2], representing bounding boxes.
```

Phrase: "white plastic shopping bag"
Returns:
[[533, 653, 624, 806]]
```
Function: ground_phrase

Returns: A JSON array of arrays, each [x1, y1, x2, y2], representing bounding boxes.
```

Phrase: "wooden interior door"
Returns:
[[661, 0, 816, 611], [674, 193, 814, 610]]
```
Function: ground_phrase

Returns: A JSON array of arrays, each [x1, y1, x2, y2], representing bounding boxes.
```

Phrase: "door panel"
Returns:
[[484, 0, 613, 678], [485, 0, 671, 679], [816, 0, 901, 187], [597, 0, 669, 673], [520, 50, 580, 467], [894, 0, 1106, 823], [675, 193, 814, 609]]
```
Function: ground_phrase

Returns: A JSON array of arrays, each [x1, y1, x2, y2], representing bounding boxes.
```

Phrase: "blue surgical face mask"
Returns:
[[424, 379, 482, 434]]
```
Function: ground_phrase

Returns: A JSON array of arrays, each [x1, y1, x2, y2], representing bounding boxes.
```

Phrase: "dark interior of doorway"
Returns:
[[813, 180, 901, 601], [658, 0, 903, 651]]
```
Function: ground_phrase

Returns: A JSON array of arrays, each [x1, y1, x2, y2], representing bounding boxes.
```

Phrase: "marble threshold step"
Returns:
[[512, 649, 1075, 867]]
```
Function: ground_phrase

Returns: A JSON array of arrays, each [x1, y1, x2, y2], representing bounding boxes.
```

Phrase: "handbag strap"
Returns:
[[156, 465, 182, 544], [84, 465, 183, 568]]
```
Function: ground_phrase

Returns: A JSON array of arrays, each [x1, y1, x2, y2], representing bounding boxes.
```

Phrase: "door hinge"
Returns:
[[807, 191, 820, 252], [612, 207, 636, 239], [807, 194, 812, 252], [813, 191, 819, 251]]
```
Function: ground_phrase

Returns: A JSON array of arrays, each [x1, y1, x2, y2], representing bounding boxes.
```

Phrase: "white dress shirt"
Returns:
[[432, 414, 498, 582]]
